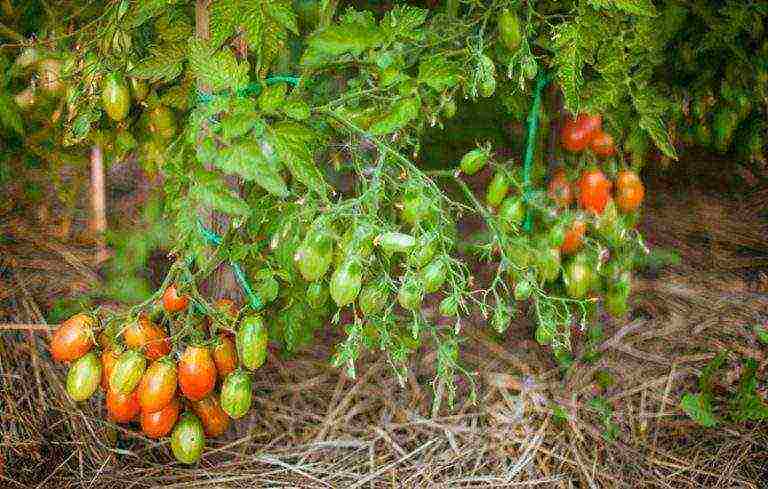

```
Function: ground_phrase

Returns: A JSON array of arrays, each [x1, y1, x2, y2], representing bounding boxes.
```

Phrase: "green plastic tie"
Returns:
[[522, 70, 552, 233], [195, 76, 301, 105]]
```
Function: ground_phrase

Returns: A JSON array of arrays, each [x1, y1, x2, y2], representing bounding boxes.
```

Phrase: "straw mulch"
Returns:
[[1, 158, 767, 488]]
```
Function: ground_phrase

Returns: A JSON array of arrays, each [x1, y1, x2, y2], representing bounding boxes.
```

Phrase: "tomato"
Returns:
[[295, 232, 334, 282], [163, 284, 189, 313], [536, 247, 561, 283], [548, 221, 566, 248], [420, 258, 447, 293], [330, 258, 363, 307], [358, 280, 389, 317], [589, 130, 616, 157], [397, 278, 424, 311], [66, 352, 102, 402], [110, 349, 147, 395], [212, 334, 238, 379], [220, 371, 253, 419], [507, 236, 531, 269], [191, 393, 230, 438], [596, 199, 625, 247], [178, 345, 217, 401], [547, 168, 573, 208], [563, 255, 593, 299], [577, 168, 612, 215], [377, 232, 416, 253], [561, 113, 602, 153], [123, 315, 170, 360], [237, 315, 269, 370], [100, 350, 119, 391], [401, 189, 433, 226], [498, 197, 525, 232], [101, 72, 131, 122], [459, 148, 489, 175], [171, 413, 205, 464], [408, 233, 438, 268], [51, 313, 95, 362], [439, 296, 459, 317], [491, 302, 512, 333], [141, 397, 180, 439], [107, 388, 141, 424], [137, 359, 177, 413], [14, 87, 36, 110], [535, 324, 554, 345], [148, 105, 177, 140], [615, 170, 644, 214], [339, 223, 376, 260], [498, 9, 522, 52], [306, 282, 329, 309], [214, 298, 239, 318], [560, 219, 586, 255], [129, 77, 149, 102], [486, 172, 510, 207], [513, 279, 532, 301]]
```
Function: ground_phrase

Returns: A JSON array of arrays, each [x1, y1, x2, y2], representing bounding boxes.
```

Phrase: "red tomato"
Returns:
[[163, 284, 189, 313], [212, 334, 237, 379], [577, 168, 612, 215], [191, 393, 230, 438], [615, 170, 645, 213], [547, 168, 574, 207], [123, 315, 170, 360], [589, 130, 616, 157], [141, 397, 180, 439], [137, 359, 177, 413], [106, 388, 141, 424], [100, 350, 119, 391], [561, 219, 587, 255], [178, 345, 217, 401], [50, 313, 95, 362], [561, 113, 602, 153]]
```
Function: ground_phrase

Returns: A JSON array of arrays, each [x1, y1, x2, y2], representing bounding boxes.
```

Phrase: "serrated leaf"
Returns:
[[258, 83, 287, 114], [587, 0, 657, 16], [633, 87, 678, 159], [268, 121, 329, 198], [160, 83, 192, 110], [368, 96, 420, 135], [211, 0, 263, 48], [191, 173, 251, 217], [301, 14, 383, 67], [126, 0, 172, 28], [283, 100, 311, 120], [215, 141, 288, 197], [221, 114, 260, 141], [0, 93, 24, 135], [266, 0, 298, 34], [418, 56, 461, 92], [129, 43, 186, 82], [188, 38, 250, 92], [552, 22, 586, 114], [681, 393, 717, 428], [381, 5, 428, 39]]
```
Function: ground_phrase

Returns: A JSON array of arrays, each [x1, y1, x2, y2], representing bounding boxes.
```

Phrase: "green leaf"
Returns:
[[380, 5, 428, 40], [632, 86, 678, 160], [211, 0, 264, 48], [730, 359, 768, 422], [755, 325, 768, 345], [301, 13, 383, 67], [0, 93, 24, 135], [190, 173, 251, 217], [283, 100, 311, 121], [681, 393, 717, 428], [188, 38, 250, 92], [551, 22, 586, 114], [368, 96, 420, 135], [418, 56, 461, 92], [587, 0, 657, 17], [698, 350, 727, 394], [268, 122, 329, 198], [258, 83, 287, 114], [215, 141, 289, 197], [129, 43, 186, 82], [126, 0, 174, 28], [266, 0, 298, 34]]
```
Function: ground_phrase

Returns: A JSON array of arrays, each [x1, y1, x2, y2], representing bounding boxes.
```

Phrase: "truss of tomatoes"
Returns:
[[50, 289, 268, 465]]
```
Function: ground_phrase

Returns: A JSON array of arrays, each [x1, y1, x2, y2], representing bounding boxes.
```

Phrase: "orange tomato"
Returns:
[[589, 130, 616, 157], [50, 313, 94, 362], [561, 114, 602, 153], [178, 345, 217, 401], [122, 315, 170, 360], [141, 397, 180, 439], [577, 168, 612, 215], [162, 284, 189, 313], [212, 334, 237, 379], [137, 359, 177, 413], [561, 219, 587, 255], [615, 170, 645, 213], [106, 388, 141, 424], [547, 168, 574, 208], [191, 393, 230, 438], [100, 350, 120, 391]]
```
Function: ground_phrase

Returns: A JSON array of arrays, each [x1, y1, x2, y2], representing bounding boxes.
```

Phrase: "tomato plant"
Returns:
[[577, 168, 612, 215]]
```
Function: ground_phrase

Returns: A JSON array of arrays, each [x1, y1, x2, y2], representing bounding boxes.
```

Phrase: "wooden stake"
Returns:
[[90, 145, 108, 265]]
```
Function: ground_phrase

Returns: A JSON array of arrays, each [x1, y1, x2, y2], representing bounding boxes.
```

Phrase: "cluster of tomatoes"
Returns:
[[50, 286, 266, 464]]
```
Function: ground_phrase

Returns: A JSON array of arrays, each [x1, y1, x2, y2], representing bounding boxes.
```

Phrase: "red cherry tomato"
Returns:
[[141, 397, 180, 439], [178, 345, 217, 401], [162, 284, 189, 313], [123, 315, 170, 360], [212, 334, 237, 379], [589, 130, 616, 157], [100, 350, 119, 391], [615, 170, 645, 213], [50, 313, 95, 362], [137, 359, 177, 413], [561, 219, 587, 255], [561, 114, 603, 153], [191, 393, 230, 438], [106, 388, 141, 424], [547, 168, 574, 207], [577, 168, 612, 215]]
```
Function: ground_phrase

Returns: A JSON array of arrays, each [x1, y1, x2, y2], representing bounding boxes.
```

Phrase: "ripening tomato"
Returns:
[[101, 72, 131, 121], [66, 352, 102, 402], [110, 349, 147, 395], [163, 284, 189, 313], [141, 398, 180, 439], [563, 255, 593, 299], [171, 413, 205, 464], [237, 316, 268, 371], [214, 299, 239, 318], [191, 393, 230, 438], [547, 168, 573, 208], [561, 113, 602, 152], [295, 232, 334, 282], [123, 315, 170, 360], [51, 313, 95, 362], [178, 345, 216, 401], [615, 170, 645, 213], [589, 130, 616, 157], [560, 219, 586, 255], [137, 359, 177, 413], [577, 168, 612, 215], [212, 334, 237, 379], [220, 371, 253, 419], [100, 350, 120, 391], [397, 277, 424, 311], [107, 388, 141, 423]]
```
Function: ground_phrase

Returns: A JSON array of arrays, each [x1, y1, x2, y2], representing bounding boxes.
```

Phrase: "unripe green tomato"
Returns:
[[491, 302, 512, 333], [514, 279, 532, 301], [171, 413, 205, 464], [220, 370, 253, 419], [442, 98, 457, 119], [486, 172, 510, 207], [341, 223, 376, 260], [237, 315, 268, 370], [459, 148, 488, 175], [401, 189, 433, 226], [148, 105, 177, 140], [377, 232, 416, 254], [536, 247, 561, 283], [101, 72, 131, 121], [498, 9, 522, 52], [295, 232, 334, 281], [397, 278, 424, 311], [439, 295, 459, 317], [420, 258, 447, 294], [408, 233, 438, 268], [498, 197, 525, 232], [535, 324, 554, 345], [306, 281, 329, 308], [330, 257, 363, 307], [479, 76, 496, 98], [358, 280, 389, 317], [109, 349, 147, 394], [66, 352, 102, 402], [563, 255, 593, 299]]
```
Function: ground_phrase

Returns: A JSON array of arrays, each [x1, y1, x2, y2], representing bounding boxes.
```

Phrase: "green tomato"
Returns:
[[339, 222, 376, 261], [401, 189, 433, 226], [491, 302, 513, 334], [486, 172, 510, 207], [129, 77, 149, 102], [66, 352, 102, 402], [148, 105, 177, 140], [358, 280, 389, 317], [237, 315, 268, 370], [295, 232, 334, 282], [439, 295, 459, 317], [536, 247, 561, 283], [498, 197, 525, 232], [459, 148, 489, 175], [377, 232, 416, 253], [514, 279, 532, 301], [397, 278, 424, 311], [563, 255, 593, 299], [109, 349, 147, 394], [498, 9, 522, 52], [408, 233, 438, 268], [307, 281, 329, 309], [535, 324, 554, 345], [442, 98, 457, 119], [101, 72, 131, 122], [171, 413, 205, 464], [330, 258, 363, 307], [420, 258, 448, 294], [220, 370, 253, 419]]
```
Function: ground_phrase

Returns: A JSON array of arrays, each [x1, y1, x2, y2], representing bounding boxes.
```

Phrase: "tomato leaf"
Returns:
[[301, 12, 383, 67], [268, 122, 329, 198], [380, 5, 428, 40], [551, 22, 587, 114], [188, 38, 250, 92], [265, 0, 298, 35], [129, 43, 186, 83], [632, 86, 678, 160], [210, 0, 263, 48], [282, 100, 311, 121], [587, 0, 657, 17], [368, 96, 420, 135], [418, 56, 461, 92], [215, 142, 289, 197], [191, 170, 251, 216], [0, 93, 24, 136], [258, 83, 287, 114], [730, 359, 768, 422]]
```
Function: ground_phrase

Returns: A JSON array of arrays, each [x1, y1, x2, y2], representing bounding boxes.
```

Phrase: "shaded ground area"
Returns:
[[1, 154, 767, 488]]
